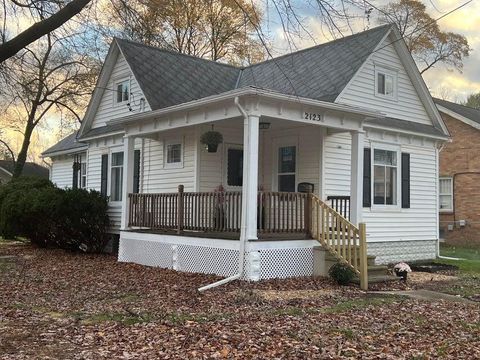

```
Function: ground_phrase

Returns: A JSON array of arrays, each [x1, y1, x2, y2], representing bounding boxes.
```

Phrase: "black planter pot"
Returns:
[[395, 269, 409, 281], [206, 143, 219, 153]]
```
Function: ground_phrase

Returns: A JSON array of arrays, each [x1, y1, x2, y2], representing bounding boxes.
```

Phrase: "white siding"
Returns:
[[50, 156, 73, 188], [91, 52, 151, 129], [337, 34, 432, 125], [198, 123, 322, 195], [323, 131, 438, 243], [142, 129, 196, 193]]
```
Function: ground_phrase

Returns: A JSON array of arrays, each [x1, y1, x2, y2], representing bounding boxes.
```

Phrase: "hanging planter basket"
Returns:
[[200, 130, 223, 153]]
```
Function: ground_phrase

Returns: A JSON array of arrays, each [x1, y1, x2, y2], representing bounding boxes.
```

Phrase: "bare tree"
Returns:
[[0, 31, 94, 177], [377, 0, 470, 74]]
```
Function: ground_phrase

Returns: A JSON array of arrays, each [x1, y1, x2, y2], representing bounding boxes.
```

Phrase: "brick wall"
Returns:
[[439, 113, 480, 245]]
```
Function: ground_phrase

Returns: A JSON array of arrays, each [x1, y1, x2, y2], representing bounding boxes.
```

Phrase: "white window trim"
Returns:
[[164, 138, 184, 169], [370, 142, 402, 211], [113, 76, 131, 107], [272, 136, 299, 192], [374, 64, 398, 101], [224, 143, 243, 190], [439, 176, 454, 213], [108, 146, 123, 205]]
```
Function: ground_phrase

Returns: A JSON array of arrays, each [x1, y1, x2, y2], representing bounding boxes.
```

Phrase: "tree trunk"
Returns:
[[0, 0, 92, 64], [12, 122, 35, 178]]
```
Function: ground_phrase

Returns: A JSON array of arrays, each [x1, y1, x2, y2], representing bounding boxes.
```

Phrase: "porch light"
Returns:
[[259, 122, 270, 130]]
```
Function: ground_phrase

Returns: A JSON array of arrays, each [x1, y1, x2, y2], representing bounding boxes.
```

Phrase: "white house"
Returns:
[[42, 25, 449, 287]]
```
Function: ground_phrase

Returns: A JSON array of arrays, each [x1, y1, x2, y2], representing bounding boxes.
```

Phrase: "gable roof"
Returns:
[[41, 132, 87, 157], [115, 25, 391, 109], [434, 98, 480, 127], [0, 160, 49, 178]]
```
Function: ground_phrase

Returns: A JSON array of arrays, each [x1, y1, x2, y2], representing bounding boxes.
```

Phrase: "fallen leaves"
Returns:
[[0, 243, 479, 359]]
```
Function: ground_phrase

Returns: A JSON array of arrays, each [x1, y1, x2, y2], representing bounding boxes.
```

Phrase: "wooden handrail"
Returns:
[[310, 194, 368, 290]]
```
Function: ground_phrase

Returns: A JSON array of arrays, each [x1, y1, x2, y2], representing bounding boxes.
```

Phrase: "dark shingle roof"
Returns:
[[433, 98, 480, 125], [238, 25, 391, 102], [365, 117, 447, 138], [81, 124, 124, 139], [116, 39, 241, 110], [0, 160, 49, 178], [42, 132, 87, 156], [116, 24, 392, 109]]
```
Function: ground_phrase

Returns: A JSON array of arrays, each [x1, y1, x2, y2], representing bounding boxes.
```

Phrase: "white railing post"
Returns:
[[121, 136, 135, 230], [350, 130, 365, 226]]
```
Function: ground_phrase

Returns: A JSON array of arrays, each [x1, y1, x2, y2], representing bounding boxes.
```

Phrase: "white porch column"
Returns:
[[350, 130, 365, 225], [242, 114, 260, 240], [121, 135, 135, 230]]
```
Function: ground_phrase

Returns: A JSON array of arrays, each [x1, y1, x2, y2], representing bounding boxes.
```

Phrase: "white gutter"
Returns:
[[198, 96, 249, 292], [40, 147, 88, 159]]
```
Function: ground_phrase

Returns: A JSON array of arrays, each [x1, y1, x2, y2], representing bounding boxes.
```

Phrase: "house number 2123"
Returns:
[[304, 112, 322, 121]]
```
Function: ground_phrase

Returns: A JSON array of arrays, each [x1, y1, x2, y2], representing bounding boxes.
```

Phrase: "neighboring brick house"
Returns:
[[434, 98, 480, 245]]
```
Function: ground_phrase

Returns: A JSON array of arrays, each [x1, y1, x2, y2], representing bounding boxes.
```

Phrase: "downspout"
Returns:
[[198, 96, 249, 291]]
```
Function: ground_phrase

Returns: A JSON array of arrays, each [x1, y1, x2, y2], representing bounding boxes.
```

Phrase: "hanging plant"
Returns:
[[200, 130, 223, 153]]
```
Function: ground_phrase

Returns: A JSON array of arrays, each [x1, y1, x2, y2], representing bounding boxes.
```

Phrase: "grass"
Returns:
[[438, 243, 480, 274]]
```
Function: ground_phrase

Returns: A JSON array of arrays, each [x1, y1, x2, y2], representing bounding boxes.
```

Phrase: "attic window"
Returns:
[[116, 79, 130, 103], [375, 66, 397, 100]]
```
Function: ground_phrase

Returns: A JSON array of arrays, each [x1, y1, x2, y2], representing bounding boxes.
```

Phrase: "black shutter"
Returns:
[[363, 148, 371, 207], [72, 165, 78, 189], [133, 149, 141, 194], [101, 154, 108, 197], [401, 153, 410, 208]]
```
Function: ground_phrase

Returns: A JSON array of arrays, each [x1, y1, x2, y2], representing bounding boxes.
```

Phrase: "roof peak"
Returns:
[[114, 24, 393, 71]]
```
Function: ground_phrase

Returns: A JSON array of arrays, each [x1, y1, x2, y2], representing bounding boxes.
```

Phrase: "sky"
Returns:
[[266, 0, 480, 102]]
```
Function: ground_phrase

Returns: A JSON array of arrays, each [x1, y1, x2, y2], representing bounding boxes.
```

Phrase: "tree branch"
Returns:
[[0, 0, 92, 63]]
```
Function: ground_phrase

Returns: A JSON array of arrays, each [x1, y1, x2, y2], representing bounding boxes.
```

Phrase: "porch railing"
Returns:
[[128, 186, 309, 235], [310, 194, 368, 290]]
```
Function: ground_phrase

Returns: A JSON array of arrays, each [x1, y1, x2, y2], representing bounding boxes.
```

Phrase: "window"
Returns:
[[116, 79, 129, 104], [439, 177, 453, 212], [375, 66, 397, 99], [278, 146, 296, 192], [227, 148, 243, 187], [110, 152, 124, 201], [373, 149, 398, 205], [164, 140, 183, 168], [80, 162, 87, 189]]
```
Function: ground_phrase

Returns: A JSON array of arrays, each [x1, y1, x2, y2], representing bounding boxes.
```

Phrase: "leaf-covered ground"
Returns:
[[1, 243, 479, 359]]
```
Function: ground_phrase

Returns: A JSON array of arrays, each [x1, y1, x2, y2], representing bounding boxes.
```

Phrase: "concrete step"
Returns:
[[324, 252, 376, 266], [352, 274, 399, 284], [367, 264, 391, 277]]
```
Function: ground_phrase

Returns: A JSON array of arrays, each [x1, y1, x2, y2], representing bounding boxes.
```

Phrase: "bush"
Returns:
[[0, 178, 110, 253], [328, 262, 356, 285]]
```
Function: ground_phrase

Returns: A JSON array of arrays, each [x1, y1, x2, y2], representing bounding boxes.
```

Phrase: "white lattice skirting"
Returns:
[[119, 232, 438, 279], [118, 232, 318, 280]]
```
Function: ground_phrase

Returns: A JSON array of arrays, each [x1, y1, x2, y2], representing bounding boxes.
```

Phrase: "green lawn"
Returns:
[[438, 243, 480, 274]]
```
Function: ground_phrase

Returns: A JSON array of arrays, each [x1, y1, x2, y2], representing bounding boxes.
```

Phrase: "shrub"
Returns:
[[328, 262, 356, 285], [0, 179, 110, 253], [0, 177, 58, 245], [53, 188, 110, 253]]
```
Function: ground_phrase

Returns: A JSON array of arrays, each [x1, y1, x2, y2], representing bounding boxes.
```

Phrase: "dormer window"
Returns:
[[375, 65, 397, 100], [116, 79, 130, 104]]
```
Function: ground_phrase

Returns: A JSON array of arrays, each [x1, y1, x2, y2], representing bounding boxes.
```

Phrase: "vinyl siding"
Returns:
[[336, 34, 432, 125], [91, 52, 151, 129], [324, 131, 438, 243], [50, 156, 74, 188]]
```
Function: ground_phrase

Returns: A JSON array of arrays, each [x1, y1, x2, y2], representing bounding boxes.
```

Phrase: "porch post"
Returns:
[[121, 135, 135, 230], [243, 114, 260, 240], [350, 130, 365, 225]]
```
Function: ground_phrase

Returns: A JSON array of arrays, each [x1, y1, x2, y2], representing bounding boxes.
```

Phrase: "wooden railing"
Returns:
[[310, 194, 368, 290], [128, 187, 310, 235], [326, 195, 350, 221]]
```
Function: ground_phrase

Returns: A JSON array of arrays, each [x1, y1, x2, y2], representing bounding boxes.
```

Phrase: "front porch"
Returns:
[[115, 92, 370, 287]]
